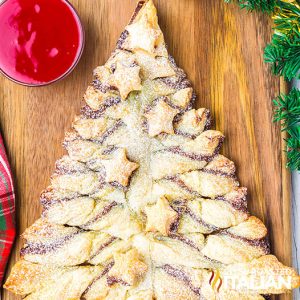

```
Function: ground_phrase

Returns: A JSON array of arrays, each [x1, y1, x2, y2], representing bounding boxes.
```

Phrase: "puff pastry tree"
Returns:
[[4, 1, 300, 299]]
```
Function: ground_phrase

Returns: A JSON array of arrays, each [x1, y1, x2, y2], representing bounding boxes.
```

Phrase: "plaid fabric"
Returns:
[[0, 134, 15, 285]]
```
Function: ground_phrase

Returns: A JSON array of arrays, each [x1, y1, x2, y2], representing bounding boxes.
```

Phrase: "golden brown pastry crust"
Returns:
[[4, 1, 300, 299]]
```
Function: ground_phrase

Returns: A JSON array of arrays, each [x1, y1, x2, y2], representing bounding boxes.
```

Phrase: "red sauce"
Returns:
[[0, 0, 83, 85]]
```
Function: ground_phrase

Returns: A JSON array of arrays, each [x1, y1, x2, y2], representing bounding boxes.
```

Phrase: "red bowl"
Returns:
[[0, 0, 85, 86]]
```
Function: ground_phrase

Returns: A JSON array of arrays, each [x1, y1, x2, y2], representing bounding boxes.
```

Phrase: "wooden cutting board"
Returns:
[[0, 0, 292, 299]]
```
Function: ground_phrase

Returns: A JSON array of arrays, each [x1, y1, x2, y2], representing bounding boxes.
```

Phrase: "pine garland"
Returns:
[[286, 126, 300, 170], [226, 0, 300, 171], [274, 88, 300, 170], [225, 0, 276, 12], [274, 88, 300, 130], [264, 1, 300, 80]]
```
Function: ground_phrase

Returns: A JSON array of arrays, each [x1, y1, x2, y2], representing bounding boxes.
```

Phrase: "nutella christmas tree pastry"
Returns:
[[4, 0, 300, 299]]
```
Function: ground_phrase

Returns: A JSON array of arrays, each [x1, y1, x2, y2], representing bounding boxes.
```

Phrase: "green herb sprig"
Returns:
[[274, 88, 300, 170], [226, 0, 300, 171], [225, 0, 276, 13]]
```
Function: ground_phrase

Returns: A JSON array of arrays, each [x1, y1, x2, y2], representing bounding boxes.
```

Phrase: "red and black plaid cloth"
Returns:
[[0, 134, 15, 284]]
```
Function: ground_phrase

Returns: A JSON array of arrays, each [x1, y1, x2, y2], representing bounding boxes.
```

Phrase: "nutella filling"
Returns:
[[80, 261, 114, 299], [21, 229, 84, 255], [92, 79, 118, 94], [200, 167, 237, 179], [164, 146, 216, 162], [81, 201, 118, 229], [107, 276, 130, 287], [116, 30, 129, 49], [173, 129, 198, 140], [168, 233, 202, 252], [54, 163, 88, 176], [81, 96, 121, 119], [185, 207, 219, 232], [164, 176, 201, 197], [89, 119, 124, 144], [161, 264, 203, 298], [89, 236, 118, 260], [204, 109, 212, 131], [215, 195, 248, 213], [159, 68, 191, 91], [221, 230, 270, 254], [40, 190, 80, 210]]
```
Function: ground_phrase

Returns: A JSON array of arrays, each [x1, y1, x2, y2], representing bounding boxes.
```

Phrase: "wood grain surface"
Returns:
[[0, 1, 292, 299]]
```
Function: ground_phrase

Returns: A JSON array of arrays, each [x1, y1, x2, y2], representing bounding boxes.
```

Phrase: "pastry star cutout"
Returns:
[[109, 61, 142, 100], [102, 148, 139, 186], [107, 248, 148, 286], [145, 196, 178, 235], [124, 14, 161, 54], [145, 99, 179, 137]]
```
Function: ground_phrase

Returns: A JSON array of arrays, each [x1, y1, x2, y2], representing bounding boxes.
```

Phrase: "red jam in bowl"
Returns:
[[0, 0, 84, 86]]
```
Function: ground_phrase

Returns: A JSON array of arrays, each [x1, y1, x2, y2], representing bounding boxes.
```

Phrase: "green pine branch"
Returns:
[[264, 38, 300, 81], [273, 88, 300, 170], [264, 1, 300, 80], [285, 126, 300, 170], [273, 88, 300, 130], [225, 0, 276, 13]]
